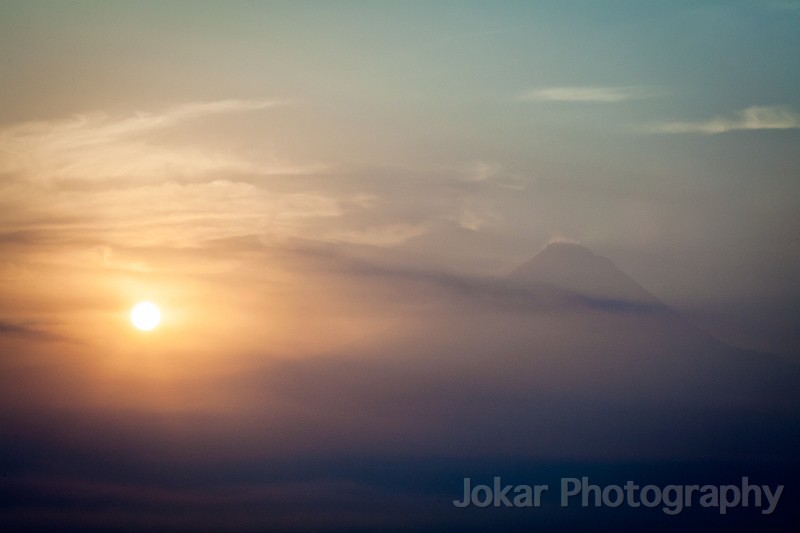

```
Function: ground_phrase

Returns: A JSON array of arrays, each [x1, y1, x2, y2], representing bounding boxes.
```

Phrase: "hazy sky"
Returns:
[[2, 1, 798, 354], [2, 2, 800, 529]]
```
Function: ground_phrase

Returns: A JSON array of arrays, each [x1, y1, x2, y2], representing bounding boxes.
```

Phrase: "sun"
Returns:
[[131, 301, 161, 331]]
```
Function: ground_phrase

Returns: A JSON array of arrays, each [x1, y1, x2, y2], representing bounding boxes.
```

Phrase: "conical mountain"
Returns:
[[502, 242, 799, 408], [508, 242, 661, 307]]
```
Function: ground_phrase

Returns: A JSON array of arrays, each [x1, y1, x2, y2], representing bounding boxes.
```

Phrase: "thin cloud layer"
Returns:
[[519, 86, 656, 103], [650, 105, 800, 134], [0, 99, 306, 183], [0, 100, 348, 249], [0, 101, 520, 253]]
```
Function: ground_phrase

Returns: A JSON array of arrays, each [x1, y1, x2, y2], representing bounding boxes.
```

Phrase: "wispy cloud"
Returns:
[[649, 106, 800, 134], [0, 100, 513, 255], [0, 320, 64, 342], [0, 179, 341, 248], [325, 223, 428, 247], [4, 99, 278, 145], [0, 99, 315, 183], [462, 161, 501, 183], [0, 100, 346, 249], [519, 86, 656, 103]]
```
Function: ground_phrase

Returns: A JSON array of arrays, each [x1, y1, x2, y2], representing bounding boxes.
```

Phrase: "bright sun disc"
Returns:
[[131, 302, 161, 331]]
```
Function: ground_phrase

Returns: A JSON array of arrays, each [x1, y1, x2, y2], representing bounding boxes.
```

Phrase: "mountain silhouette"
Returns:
[[508, 242, 661, 306], [257, 242, 800, 459], [387, 241, 800, 411], [503, 243, 798, 404]]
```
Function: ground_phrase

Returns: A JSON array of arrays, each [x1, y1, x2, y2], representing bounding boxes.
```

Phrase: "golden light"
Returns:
[[131, 301, 161, 331]]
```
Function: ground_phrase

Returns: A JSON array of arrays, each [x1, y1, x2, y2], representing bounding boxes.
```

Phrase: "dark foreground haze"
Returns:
[[2, 243, 799, 531]]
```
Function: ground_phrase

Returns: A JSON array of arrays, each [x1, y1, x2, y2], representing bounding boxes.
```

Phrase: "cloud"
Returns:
[[284, 244, 665, 316], [4, 99, 277, 145], [0, 100, 345, 249], [462, 161, 501, 182], [0, 102, 510, 253], [0, 179, 341, 248], [0, 99, 317, 184], [325, 223, 428, 247], [0, 320, 63, 342], [649, 106, 800, 134], [519, 86, 656, 103]]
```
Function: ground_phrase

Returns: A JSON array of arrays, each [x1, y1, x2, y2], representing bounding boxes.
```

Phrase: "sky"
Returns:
[[1, 1, 799, 530], [1, 0, 799, 353]]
